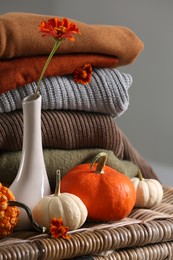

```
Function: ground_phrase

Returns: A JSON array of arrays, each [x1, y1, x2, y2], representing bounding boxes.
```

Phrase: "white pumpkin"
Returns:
[[32, 170, 88, 230], [131, 171, 163, 208]]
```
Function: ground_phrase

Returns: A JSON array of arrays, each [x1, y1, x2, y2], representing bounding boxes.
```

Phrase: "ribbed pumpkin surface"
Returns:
[[60, 163, 136, 221]]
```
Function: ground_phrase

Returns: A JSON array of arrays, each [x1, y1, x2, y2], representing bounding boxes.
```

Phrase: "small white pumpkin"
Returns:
[[32, 170, 88, 230], [131, 171, 163, 208]]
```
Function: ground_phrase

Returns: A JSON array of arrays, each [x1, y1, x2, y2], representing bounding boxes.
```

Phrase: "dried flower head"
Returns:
[[73, 64, 92, 84], [50, 217, 71, 239]]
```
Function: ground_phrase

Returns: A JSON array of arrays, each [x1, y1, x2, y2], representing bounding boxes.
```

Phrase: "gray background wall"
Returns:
[[1, 0, 173, 184]]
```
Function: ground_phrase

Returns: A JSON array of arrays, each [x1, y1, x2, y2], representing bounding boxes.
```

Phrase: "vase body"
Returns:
[[10, 94, 51, 230]]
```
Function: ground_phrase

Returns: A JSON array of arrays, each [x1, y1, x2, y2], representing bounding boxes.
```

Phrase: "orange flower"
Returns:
[[35, 17, 80, 96], [38, 17, 80, 41], [50, 217, 71, 239], [73, 64, 92, 84]]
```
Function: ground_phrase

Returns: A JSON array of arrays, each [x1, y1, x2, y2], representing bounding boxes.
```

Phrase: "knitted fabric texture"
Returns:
[[0, 68, 132, 117], [0, 12, 144, 65], [0, 54, 119, 95], [0, 149, 139, 191], [0, 109, 158, 180]]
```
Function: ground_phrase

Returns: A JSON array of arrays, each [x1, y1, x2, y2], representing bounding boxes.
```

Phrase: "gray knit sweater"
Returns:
[[0, 68, 132, 117]]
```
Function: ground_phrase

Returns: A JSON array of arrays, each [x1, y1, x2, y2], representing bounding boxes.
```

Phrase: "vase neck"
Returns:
[[22, 95, 42, 151]]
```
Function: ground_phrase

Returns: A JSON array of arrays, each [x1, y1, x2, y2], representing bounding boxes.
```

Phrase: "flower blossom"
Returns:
[[50, 217, 71, 239], [35, 17, 80, 96], [38, 17, 80, 41], [73, 64, 92, 84]]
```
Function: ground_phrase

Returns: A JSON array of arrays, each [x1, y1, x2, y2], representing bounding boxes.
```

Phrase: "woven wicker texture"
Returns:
[[0, 186, 173, 259], [93, 241, 173, 260]]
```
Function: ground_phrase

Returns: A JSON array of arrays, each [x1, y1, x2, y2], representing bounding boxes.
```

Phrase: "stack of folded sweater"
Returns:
[[0, 12, 158, 191]]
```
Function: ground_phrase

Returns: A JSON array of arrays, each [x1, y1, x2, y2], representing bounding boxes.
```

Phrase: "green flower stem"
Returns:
[[35, 40, 61, 96]]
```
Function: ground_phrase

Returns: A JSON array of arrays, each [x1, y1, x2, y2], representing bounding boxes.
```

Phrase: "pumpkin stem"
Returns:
[[90, 152, 108, 174], [8, 200, 47, 233], [54, 170, 61, 196], [137, 170, 143, 181]]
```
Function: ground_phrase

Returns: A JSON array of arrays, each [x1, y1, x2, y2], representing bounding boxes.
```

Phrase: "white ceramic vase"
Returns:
[[10, 94, 51, 230]]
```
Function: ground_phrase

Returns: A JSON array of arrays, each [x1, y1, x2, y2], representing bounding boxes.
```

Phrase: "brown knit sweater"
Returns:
[[0, 12, 144, 65], [0, 110, 158, 180]]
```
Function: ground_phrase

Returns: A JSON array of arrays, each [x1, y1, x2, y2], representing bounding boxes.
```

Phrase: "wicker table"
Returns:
[[0, 186, 173, 259]]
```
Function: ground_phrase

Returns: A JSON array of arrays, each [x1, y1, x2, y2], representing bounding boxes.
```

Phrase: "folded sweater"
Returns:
[[0, 148, 139, 191], [0, 109, 158, 180], [0, 54, 119, 94], [0, 12, 144, 65], [0, 68, 132, 117]]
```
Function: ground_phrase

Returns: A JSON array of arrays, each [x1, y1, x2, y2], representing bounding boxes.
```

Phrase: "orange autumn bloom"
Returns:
[[73, 64, 92, 84], [38, 17, 80, 41], [35, 17, 80, 96], [50, 217, 71, 239]]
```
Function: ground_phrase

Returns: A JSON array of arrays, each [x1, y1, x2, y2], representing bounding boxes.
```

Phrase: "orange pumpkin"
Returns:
[[61, 152, 136, 221]]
